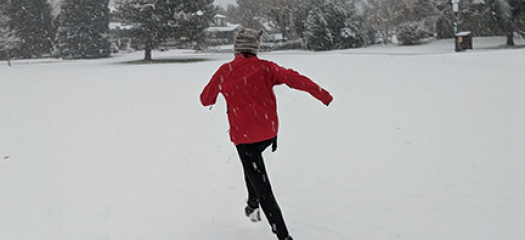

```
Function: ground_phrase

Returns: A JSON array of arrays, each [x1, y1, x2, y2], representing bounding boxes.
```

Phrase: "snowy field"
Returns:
[[2, 37, 525, 240]]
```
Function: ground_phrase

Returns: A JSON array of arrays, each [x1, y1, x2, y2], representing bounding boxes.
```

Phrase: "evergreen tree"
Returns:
[[291, 2, 311, 40], [396, 21, 427, 45], [305, 7, 333, 50], [0, 0, 21, 65], [303, 0, 366, 50], [115, 0, 215, 61], [326, 0, 367, 48], [179, 0, 216, 50], [4, 0, 54, 59], [57, 0, 111, 59]]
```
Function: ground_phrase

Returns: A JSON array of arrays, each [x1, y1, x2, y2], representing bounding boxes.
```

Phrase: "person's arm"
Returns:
[[269, 62, 333, 106], [200, 67, 225, 107]]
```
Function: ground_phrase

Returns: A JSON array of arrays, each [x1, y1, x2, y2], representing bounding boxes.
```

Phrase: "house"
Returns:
[[204, 15, 240, 46]]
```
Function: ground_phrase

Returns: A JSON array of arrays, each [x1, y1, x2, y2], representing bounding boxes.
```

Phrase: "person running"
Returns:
[[200, 26, 333, 240]]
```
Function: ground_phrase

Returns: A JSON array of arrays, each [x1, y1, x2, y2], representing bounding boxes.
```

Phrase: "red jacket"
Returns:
[[200, 54, 333, 145]]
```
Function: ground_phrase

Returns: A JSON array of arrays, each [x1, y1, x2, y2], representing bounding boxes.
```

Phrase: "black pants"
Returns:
[[236, 137, 289, 239]]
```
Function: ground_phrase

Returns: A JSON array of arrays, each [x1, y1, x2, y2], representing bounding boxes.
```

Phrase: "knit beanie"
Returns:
[[234, 26, 264, 56]]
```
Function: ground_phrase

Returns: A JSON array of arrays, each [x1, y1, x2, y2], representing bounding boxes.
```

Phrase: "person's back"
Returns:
[[202, 53, 279, 144], [201, 52, 332, 145]]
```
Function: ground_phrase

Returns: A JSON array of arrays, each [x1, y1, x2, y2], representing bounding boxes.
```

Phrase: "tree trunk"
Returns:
[[506, 20, 515, 46], [7, 50, 12, 67], [507, 32, 515, 46], [144, 48, 152, 61], [144, 39, 153, 61]]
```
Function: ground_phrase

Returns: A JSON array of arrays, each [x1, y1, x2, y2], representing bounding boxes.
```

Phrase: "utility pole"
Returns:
[[452, 0, 459, 34]]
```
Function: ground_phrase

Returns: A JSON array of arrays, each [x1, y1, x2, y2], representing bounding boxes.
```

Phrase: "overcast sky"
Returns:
[[214, 0, 237, 7]]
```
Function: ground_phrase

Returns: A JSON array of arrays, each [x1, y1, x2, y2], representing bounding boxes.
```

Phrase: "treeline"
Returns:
[[221, 0, 525, 49], [0, 0, 216, 62], [0, 0, 111, 61], [114, 0, 216, 61], [1, 0, 524, 63]]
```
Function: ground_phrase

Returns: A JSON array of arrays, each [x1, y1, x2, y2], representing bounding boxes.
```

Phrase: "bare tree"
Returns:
[[229, 0, 299, 40], [260, 0, 299, 40], [364, 0, 419, 43], [230, 0, 265, 29]]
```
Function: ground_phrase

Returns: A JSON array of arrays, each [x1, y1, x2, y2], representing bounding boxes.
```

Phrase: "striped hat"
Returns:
[[234, 26, 264, 56]]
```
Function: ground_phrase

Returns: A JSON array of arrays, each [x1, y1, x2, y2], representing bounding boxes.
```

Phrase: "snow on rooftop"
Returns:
[[109, 22, 133, 30], [456, 31, 472, 36], [205, 23, 240, 32]]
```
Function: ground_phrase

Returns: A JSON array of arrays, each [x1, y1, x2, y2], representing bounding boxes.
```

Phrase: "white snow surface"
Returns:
[[2, 37, 525, 240]]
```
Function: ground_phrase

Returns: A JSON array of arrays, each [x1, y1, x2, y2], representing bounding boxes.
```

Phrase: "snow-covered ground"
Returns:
[[2, 37, 525, 240]]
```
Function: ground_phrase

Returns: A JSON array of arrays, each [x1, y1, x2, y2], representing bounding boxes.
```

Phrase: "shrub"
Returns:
[[396, 21, 428, 45]]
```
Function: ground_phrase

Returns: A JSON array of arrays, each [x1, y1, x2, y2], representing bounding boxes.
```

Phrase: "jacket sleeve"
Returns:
[[200, 66, 224, 106], [269, 62, 333, 106]]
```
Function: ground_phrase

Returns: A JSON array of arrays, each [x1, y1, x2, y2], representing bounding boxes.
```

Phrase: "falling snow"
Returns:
[[1, 37, 525, 240]]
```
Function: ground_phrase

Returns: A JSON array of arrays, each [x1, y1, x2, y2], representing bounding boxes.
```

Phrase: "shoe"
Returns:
[[244, 205, 261, 222], [279, 236, 293, 240]]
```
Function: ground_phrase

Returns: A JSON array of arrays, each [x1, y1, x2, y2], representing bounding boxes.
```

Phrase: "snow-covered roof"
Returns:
[[456, 31, 472, 37], [109, 22, 133, 30], [109, 6, 117, 13], [205, 23, 240, 32]]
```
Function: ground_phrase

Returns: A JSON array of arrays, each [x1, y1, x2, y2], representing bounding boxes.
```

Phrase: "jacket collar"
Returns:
[[235, 53, 257, 59]]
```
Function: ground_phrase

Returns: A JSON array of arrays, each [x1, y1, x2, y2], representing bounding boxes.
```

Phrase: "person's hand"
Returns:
[[325, 95, 333, 106]]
